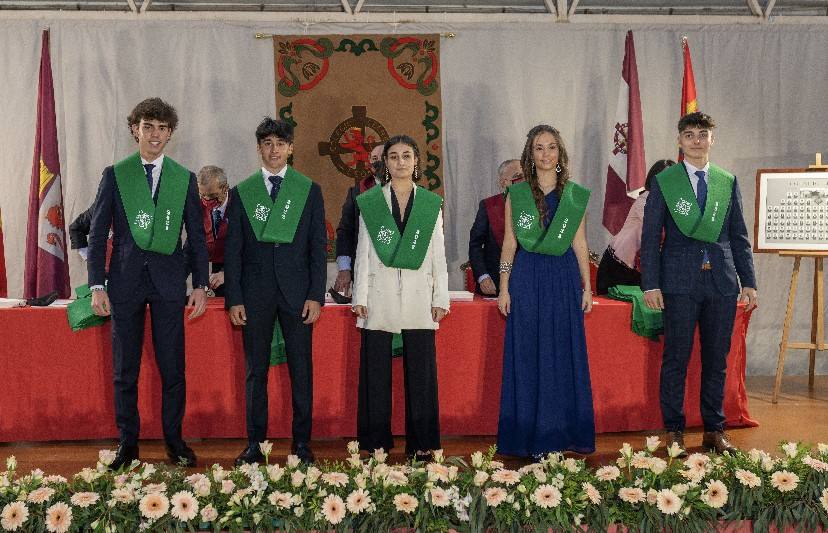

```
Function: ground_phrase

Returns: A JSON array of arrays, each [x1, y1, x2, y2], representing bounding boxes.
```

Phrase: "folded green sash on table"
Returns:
[[67, 284, 110, 332], [606, 285, 663, 340]]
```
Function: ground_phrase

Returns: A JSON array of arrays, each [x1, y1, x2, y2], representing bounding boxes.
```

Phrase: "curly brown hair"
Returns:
[[519, 124, 571, 223], [126, 97, 179, 142]]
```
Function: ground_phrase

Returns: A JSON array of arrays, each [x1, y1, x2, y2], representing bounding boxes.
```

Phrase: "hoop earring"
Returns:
[[414, 164, 419, 181], [556, 163, 562, 173]]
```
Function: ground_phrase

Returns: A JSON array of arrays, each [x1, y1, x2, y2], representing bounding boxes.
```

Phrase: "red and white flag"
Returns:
[[24, 29, 70, 299], [602, 30, 646, 235]]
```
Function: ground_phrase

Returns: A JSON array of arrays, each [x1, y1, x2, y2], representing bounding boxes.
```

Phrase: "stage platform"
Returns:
[[0, 376, 824, 476]]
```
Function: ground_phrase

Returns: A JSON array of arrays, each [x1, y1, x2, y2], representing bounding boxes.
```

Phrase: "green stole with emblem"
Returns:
[[113, 152, 190, 255], [237, 167, 312, 243], [656, 163, 734, 243], [508, 181, 590, 256], [356, 184, 443, 270]]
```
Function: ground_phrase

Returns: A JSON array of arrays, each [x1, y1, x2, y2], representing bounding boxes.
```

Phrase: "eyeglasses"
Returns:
[[509, 172, 524, 182]]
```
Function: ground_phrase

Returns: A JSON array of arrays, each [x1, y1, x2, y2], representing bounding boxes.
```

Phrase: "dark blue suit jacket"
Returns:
[[640, 165, 756, 295], [468, 198, 502, 293], [223, 179, 327, 313], [87, 163, 209, 303]]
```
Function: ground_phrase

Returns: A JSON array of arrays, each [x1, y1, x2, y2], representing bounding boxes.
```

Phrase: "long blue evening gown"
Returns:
[[497, 190, 596, 456]]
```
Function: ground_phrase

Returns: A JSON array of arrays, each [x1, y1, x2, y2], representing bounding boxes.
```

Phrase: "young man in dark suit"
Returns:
[[224, 118, 327, 465], [641, 112, 758, 455], [89, 97, 209, 469], [468, 159, 523, 295]]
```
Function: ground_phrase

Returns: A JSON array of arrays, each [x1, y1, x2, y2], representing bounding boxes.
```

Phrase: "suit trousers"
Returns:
[[660, 270, 737, 432], [110, 267, 187, 447], [242, 290, 313, 445], [211, 262, 225, 298], [357, 328, 440, 455]]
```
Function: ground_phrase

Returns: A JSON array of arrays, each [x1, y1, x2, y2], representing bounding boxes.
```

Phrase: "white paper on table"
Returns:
[[0, 298, 26, 308], [48, 299, 74, 307], [448, 290, 474, 301]]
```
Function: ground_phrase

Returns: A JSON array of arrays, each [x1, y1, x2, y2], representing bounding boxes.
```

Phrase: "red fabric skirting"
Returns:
[[0, 297, 755, 442]]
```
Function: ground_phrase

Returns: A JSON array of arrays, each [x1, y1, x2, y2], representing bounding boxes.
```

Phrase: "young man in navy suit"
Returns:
[[224, 118, 327, 465], [89, 98, 209, 469], [641, 112, 758, 455]]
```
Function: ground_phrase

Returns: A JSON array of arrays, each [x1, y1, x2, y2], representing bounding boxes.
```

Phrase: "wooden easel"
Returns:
[[772, 153, 828, 403]]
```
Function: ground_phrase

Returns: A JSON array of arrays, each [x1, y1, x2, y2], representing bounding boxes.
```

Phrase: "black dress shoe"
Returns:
[[292, 442, 315, 464], [166, 443, 197, 468], [235, 445, 265, 466], [109, 444, 139, 471], [665, 430, 689, 458], [702, 431, 738, 455]]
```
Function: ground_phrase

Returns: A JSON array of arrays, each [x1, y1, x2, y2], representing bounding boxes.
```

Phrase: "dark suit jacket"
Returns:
[[335, 176, 376, 270], [468, 198, 502, 293], [87, 163, 209, 303], [223, 179, 327, 313], [69, 205, 94, 249], [640, 166, 757, 295]]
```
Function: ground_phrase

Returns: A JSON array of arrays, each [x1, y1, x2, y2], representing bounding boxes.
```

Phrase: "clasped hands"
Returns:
[[352, 305, 448, 323], [228, 300, 322, 326]]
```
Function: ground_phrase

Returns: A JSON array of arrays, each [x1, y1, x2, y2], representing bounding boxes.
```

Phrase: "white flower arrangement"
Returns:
[[0, 439, 826, 532]]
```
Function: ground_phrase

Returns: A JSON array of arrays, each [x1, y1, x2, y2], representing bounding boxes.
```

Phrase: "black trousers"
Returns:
[[242, 289, 313, 445], [110, 267, 187, 448], [357, 328, 440, 455], [596, 247, 641, 295], [660, 270, 737, 433]]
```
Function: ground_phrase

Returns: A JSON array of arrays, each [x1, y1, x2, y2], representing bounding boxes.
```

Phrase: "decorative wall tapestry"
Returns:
[[273, 34, 443, 259]]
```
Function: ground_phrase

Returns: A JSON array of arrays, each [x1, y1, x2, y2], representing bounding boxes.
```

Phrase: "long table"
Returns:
[[0, 298, 756, 442]]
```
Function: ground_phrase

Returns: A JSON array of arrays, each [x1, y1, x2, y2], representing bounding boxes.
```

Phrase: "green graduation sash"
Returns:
[[656, 163, 734, 243], [356, 185, 443, 270], [237, 167, 312, 243], [113, 152, 190, 255], [508, 181, 591, 256]]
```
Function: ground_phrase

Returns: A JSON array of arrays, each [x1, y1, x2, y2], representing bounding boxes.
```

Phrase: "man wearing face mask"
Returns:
[[196, 166, 231, 297], [333, 143, 385, 297]]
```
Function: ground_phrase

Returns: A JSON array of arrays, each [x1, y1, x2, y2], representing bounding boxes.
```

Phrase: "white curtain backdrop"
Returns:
[[1, 18, 827, 375]]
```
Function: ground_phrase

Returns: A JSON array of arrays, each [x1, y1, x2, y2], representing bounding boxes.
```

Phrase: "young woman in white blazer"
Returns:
[[352, 135, 449, 460]]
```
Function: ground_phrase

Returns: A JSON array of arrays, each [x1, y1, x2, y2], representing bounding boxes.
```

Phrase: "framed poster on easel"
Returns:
[[754, 168, 828, 253], [754, 160, 828, 403]]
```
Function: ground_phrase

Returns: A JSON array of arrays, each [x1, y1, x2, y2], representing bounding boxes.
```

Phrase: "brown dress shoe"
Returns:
[[702, 431, 738, 454], [665, 430, 688, 458]]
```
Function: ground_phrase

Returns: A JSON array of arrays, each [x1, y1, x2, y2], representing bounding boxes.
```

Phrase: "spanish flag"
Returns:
[[24, 29, 70, 299], [679, 36, 697, 161]]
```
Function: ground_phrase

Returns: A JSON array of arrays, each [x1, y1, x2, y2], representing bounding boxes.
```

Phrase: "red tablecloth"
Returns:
[[0, 297, 755, 442]]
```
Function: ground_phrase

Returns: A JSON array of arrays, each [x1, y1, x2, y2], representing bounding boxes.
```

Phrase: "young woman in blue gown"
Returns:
[[496, 124, 596, 457]]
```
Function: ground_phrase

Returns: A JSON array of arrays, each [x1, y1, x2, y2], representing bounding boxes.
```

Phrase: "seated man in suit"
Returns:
[[196, 165, 231, 297], [69, 204, 94, 261], [333, 143, 384, 297], [641, 111, 758, 455], [468, 159, 523, 295], [224, 117, 327, 465], [89, 97, 209, 469]]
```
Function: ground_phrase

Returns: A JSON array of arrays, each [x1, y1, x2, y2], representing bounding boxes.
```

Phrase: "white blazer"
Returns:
[[352, 184, 450, 333]]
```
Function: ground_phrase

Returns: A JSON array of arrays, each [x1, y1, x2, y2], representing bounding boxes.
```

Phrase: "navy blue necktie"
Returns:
[[212, 209, 222, 239], [696, 170, 710, 265], [144, 163, 155, 193], [695, 170, 707, 211], [268, 175, 282, 202]]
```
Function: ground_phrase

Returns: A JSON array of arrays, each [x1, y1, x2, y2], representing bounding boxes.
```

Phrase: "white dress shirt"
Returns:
[[141, 154, 164, 197]]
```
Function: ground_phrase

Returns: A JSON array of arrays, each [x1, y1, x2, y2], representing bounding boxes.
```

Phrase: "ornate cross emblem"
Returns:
[[377, 225, 395, 245], [517, 211, 535, 230], [612, 122, 628, 156], [675, 198, 692, 217], [254, 204, 270, 222], [134, 210, 152, 230]]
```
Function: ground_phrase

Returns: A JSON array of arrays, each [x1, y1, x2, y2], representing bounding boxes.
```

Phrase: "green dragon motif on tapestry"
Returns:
[[380, 37, 439, 97], [276, 38, 335, 98]]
